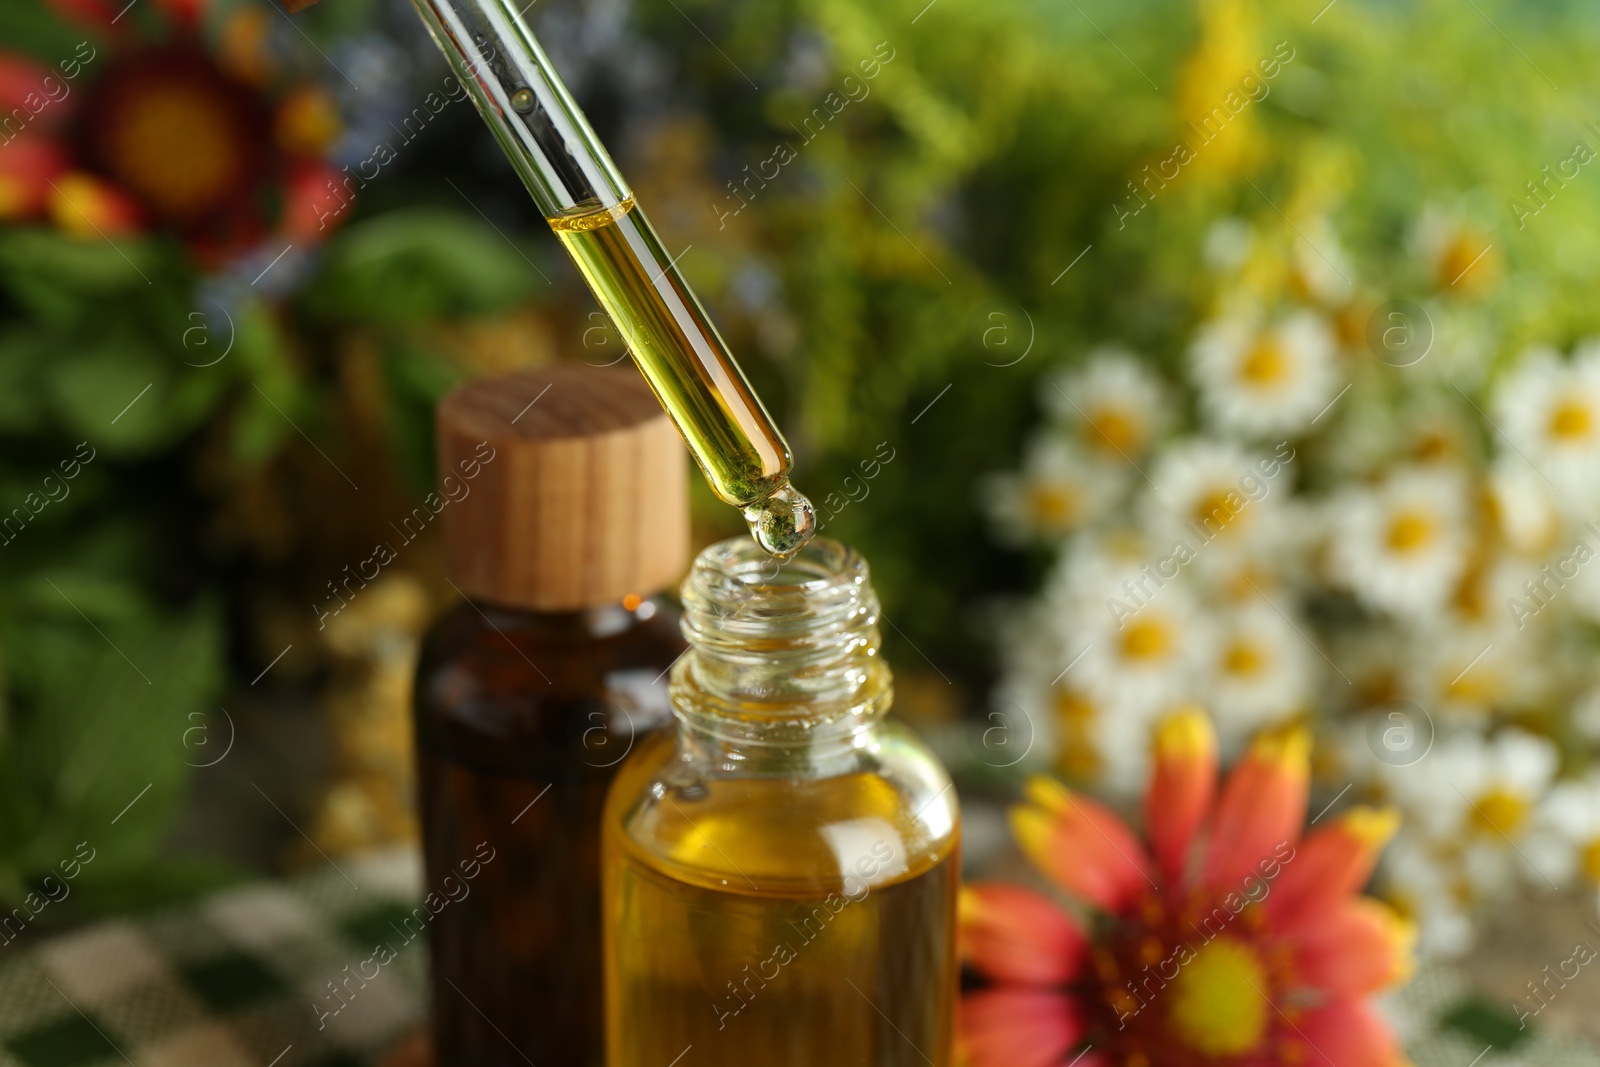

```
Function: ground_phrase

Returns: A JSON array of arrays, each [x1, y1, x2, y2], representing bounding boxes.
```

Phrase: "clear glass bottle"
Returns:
[[601, 538, 960, 1067]]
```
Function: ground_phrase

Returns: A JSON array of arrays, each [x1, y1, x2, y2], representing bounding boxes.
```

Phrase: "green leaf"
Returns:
[[0, 599, 223, 885], [10, 569, 149, 625], [0, 230, 164, 325], [0, 331, 51, 434], [305, 208, 538, 325], [46, 855, 243, 919], [44, 335, 189, 458], [228, 304, 301, 464], [1438, 994, 1534, 1051], [383, 340, 464, 492]]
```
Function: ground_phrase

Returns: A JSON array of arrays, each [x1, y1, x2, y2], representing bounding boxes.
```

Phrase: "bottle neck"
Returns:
[[669, 538, 893, 770]]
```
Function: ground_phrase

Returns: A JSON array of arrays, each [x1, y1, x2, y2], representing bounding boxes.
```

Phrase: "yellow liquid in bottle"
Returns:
[[550, 200, 814, 557], [602, 733, 959, 1067]]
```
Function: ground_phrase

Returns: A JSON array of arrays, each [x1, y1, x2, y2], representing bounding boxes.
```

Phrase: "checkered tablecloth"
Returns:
[[0, 849, 427, 1067], [1391, 963, 1600, 1067], [2, 845, 1597, 1067]]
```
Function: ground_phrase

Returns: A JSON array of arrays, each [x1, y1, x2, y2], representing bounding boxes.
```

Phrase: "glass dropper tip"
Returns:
[[743, 484, 816, 560]]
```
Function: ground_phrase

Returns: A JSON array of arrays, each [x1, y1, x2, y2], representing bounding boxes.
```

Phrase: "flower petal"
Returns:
[[1287, 897, 1416, 996], [1012, 776, 1154, 913], [1266, 807, 1399, 932], [0, 137, 68, 219], [1145, 706, 1217, 886], [280, 159, 350, 242], [960, 883, 1088, 986], [0, 53, 61, 123], [958, 988, 1086, 1067], [48, 171, 143, 236], [1203, 725, 1310, 892], [1293, 998, 1408, 1067]]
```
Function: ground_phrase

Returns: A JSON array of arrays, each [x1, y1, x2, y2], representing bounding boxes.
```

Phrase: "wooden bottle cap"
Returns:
[[436, 364, 689, 612]]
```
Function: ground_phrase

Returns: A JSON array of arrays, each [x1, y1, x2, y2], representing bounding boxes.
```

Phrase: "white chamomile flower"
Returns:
[[1525, 772, 1600, 897], [979, 437, 1123, 546], [979, 666, 1058, 776], [1041, 348, 1168, 460], [1144, 438, 1292, 569], [1289, 217, 1355, 308], [1530, 528, 1600, 627], [1412, 203, 1500, 295], [1191, 309, 1339, 438], [1041, 527, 1151, 613], [1049, 683, 1166, 800], [1448, 553, 1537, 635], [1325, 466, 1471, 619], [1203, 604, 1311, 751], [1381, 727, 1558, 846], [1573, 685, 1600, 744], [1318, 391, 1471, 482], [1492, 342, 1600, 513], [1065, 574, 1211, 717], [1486, 458, 1562, 557], [1403, 626, 1514, 721], [1379, 835, 1477, 959], [1398, 404, 1477, 468]]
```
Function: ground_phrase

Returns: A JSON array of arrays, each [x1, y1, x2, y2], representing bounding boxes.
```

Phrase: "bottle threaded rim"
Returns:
[[672, 537, 892, 743]]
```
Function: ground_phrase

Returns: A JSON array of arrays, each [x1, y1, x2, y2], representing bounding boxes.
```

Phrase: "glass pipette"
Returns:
[[405, 0, 815, 558]]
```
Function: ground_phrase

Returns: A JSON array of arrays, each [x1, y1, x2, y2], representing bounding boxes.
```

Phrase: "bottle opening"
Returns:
[[673, 537, 891, 739]]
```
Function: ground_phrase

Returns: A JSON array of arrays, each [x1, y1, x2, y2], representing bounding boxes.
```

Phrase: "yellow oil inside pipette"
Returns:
[[550, 199, 814, 557]]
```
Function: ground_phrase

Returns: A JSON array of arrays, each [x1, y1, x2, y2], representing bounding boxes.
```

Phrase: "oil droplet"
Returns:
[[510, 87, 536, 113], [744, 484, 816, 559]]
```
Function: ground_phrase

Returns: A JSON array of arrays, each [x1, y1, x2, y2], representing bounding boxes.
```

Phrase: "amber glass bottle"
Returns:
[[415, 365, 688, 1067], [602, 538, 961, 1066]]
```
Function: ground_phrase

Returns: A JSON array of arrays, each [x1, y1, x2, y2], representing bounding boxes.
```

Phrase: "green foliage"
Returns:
[[304, 209, 540, 326], [0, 229, 241, 909], [1439, 995, 1534, 1051], [0, 592, 225, 907], [0, 194, 535, 910], [383, 338, 469, 494]]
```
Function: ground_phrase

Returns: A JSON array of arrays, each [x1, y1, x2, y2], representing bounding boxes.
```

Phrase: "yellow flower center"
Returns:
[[1548, 400, 1594, 442], [1413, 428, 1455, 462], [1444, 661, 1499, 705], [1121, 617, 1174, 662], [106, 81, 245, 219], [1028, 483, 1078, 526], [1168, 938, 1270, 1056], [1052, 688, 1102, 780], [1192, 489, 1243, 533], [1240, 338, 1289, 386], [275, 87, 342, 157], [1085, 406, 1141, 455], [1223, 639, 1266, 677], [1582, 838, 1600, 884], [1386, 511, 1435, 553], [1471, 787, 1529, 837], [1437, 231, 1498, 292]]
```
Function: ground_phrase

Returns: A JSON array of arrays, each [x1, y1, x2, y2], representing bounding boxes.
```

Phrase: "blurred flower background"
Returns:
[[5, 0, 1600, 1055]]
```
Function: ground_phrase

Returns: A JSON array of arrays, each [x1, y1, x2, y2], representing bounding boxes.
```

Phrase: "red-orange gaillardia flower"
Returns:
[[0, 0, 346, 267], [960, 708, 1413, 1067]]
